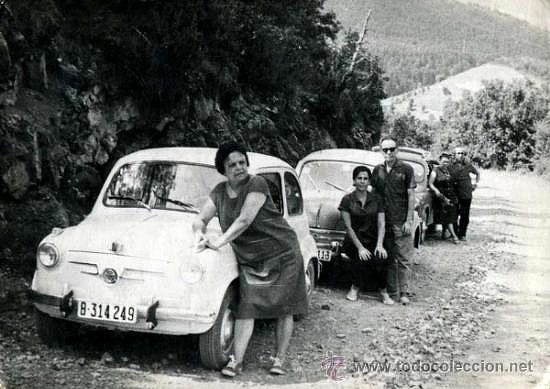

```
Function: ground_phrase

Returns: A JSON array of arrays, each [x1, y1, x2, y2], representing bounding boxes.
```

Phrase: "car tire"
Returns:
[[34, 308, 78, 346], [199, 286, 236, 369], [295, 259, 316, 321]]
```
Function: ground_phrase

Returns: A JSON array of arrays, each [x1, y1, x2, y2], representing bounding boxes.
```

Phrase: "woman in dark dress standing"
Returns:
[[428, 152, 459, 244], [192, 142, 308, 377], [339, 166, 392, 304]]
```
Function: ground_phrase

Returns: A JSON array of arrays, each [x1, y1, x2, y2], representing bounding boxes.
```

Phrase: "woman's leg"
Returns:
[[275, 314, 294, 361], [447, 223, 459, 242], [234, 318, 254, 364]]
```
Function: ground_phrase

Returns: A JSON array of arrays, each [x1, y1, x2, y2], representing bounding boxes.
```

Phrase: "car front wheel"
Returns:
[[34, 308, 78, 346], [199, 287, 236, 369]]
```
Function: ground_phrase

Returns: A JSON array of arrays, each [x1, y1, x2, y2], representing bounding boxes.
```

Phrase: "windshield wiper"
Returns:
[[108, 195, 151, 211], [154, 193, 200, 214], [304, 172, 321, 192], [324, 181, 346, 192]]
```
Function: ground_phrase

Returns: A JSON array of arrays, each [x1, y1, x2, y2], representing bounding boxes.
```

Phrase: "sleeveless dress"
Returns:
[[433, 166, 458, 225], [209, 174, 308, 319]]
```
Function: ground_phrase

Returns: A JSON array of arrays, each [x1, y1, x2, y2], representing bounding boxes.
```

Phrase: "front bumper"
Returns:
[[309, 227, 346, 262], [28, 289, 216, 335]]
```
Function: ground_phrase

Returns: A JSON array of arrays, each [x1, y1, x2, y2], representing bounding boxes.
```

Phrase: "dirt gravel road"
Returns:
[[1, 169, 549, 389]]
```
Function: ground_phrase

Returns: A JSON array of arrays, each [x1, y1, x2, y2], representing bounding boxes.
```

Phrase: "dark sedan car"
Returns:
[[296, 148, 432, 272]]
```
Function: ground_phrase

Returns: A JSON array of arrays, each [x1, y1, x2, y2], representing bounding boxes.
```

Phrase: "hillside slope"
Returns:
[[325, 0, 550, 96], [382, 63, 539, 121], [455, 0, 550, 31]]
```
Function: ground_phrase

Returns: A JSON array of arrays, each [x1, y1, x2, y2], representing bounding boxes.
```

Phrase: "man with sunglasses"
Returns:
[[452, 147, 480, 241], [371, 136, 416, 304]]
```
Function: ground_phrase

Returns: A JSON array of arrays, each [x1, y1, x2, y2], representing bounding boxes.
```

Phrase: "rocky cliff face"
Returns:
[[0, 25, 334, 273]]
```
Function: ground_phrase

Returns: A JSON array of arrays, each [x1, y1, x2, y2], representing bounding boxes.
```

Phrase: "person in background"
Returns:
[[192, 142, 308, 378], [428, 152, 459, 244], [338, 166, 392, 304], [371, 136, 416, 304], [452, 147, 480, 241]]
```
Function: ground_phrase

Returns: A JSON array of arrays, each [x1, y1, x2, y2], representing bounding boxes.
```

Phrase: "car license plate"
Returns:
[[77, 300, 137, 323], [318, 249, 332, 262]]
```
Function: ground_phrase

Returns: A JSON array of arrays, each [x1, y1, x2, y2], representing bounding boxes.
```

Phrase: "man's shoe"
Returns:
[[346, 285, 359, 301], [221, 355, 242, 378], [399, 295, 410, 304], [269, 356, 286, 375], [380, 291, 395, 305]]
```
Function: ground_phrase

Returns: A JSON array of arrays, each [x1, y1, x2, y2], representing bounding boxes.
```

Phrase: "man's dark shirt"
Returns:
[[338, 190, 384, 245], [451, 161, 478, 200], [371, 160, 416, 226]]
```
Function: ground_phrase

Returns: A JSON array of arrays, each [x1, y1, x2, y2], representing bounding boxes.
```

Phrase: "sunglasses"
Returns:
[[455, 152, 465, 155], [382, 147, 396, 153]]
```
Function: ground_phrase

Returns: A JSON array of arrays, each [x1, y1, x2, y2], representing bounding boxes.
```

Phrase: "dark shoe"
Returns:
[[221, 355, 242, 378], [269, 356, 286, 375]]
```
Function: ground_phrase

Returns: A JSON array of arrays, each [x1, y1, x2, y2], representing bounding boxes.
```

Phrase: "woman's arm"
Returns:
[[428, 169, 441, 197], [341, 211, 371, 260], [374, 212, 387, 259], [192, 197, 217, 246], [207, 192, 266, 249]]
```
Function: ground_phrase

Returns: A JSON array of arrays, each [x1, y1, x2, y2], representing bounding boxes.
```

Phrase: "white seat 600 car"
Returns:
[[29, 147, 319, 369]]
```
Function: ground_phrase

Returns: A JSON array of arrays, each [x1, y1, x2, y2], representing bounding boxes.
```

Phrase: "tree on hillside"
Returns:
[[533, 113, 550, 175], [45, 0, 339, 112], [383, 111, 434, 150], [439, 80, 550, 169], [313, 11, 386, 148]]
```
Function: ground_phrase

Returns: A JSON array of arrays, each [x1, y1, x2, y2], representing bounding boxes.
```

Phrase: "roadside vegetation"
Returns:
[[0, 0, 385, 271]]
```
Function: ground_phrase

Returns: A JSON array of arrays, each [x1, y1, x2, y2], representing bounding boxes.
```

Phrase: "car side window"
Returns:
[[258, 173, 283, 214], [284, 172, 303, 216]]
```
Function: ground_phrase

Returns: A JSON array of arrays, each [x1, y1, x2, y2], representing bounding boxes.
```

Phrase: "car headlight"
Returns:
[[179, 262, 204, 284], [37, 243, 60, 267]]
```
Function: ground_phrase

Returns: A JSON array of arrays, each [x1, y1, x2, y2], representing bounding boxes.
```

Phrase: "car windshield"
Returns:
[[299, 161, 373, 193], [103, 162, 224, 212]]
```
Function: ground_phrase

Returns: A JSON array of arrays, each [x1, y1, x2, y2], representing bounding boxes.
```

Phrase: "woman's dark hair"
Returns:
[[352, 165, 371, 180], [439, 152, 452, 160], [215, 142, 250, 174]]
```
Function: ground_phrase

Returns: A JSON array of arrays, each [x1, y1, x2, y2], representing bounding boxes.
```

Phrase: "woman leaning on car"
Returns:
[[192, 142, 308, 378], [339, 166, 393, 305]]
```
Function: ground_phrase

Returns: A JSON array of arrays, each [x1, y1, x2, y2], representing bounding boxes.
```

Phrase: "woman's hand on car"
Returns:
[[374, 244, 387, 259], [358, 246, 372, 261], [194, 233, 209, 253]]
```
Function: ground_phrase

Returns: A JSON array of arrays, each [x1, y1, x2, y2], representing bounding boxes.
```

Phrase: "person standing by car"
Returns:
[[192, 142, 308, 378], [371, 136, 416, 304], [338, 166, 393, 305], [452, 147, 480, 241], [428, 153, 460, 244], [339, 166, 393, 304]]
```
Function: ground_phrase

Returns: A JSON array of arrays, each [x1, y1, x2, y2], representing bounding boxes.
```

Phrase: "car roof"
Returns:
[[117, 147, 293, 170], [298, 149, 384, 166]]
